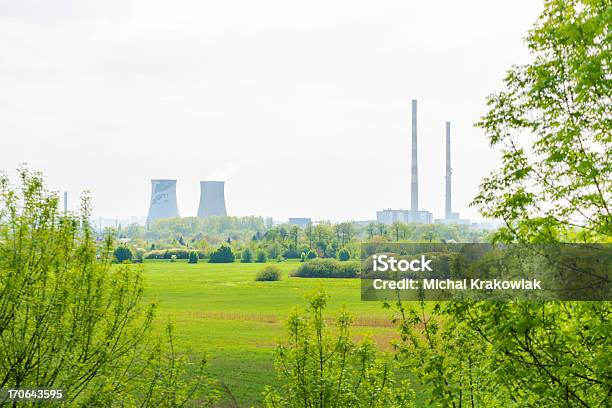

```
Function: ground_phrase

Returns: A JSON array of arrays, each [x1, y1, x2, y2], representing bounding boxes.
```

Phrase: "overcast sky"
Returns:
[[0, 0, 543, 222]]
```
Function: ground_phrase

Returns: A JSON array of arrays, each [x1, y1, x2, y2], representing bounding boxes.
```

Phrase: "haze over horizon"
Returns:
[[1, 0, 543, 222]]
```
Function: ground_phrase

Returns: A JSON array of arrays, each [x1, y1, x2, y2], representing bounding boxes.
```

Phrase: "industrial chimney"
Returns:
[[445, 122, 452, 218], [146, 179, 179, 225], [411, 99, 419, 213], [197, 181, 227, 217]]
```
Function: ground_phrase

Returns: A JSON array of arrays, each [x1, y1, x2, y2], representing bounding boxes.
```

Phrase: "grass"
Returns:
[[140, 259, 400, 407]]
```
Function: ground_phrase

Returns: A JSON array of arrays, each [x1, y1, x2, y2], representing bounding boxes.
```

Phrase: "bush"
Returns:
[[209, 244, 235, 263], [263, 290, 411, 406], [292, 259, 360, 278], [306, 249, 317, 259], [283, 247, 300, 259], [241, 248, 253, 263], [114, 245, 133, 262], [337, 248, 350, 261], [255, 265, 281, 281], [255, 250, 267, 263], [134, 248, 145, 263], [144, 248, 203, 260], [188, 251, 199, 264]]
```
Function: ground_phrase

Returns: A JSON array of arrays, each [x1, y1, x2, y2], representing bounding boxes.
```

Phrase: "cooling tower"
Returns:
[[146, 179, 179, 225], [411, 99, 419, 212], [197, 181, 227, 217]]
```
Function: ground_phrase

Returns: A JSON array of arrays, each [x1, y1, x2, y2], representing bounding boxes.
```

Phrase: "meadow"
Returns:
[[141, 259, 400, 407]]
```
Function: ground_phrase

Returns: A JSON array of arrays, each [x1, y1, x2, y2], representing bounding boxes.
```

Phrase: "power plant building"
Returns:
[[147, 179, 179, 225], [197, 181, 227, 217]]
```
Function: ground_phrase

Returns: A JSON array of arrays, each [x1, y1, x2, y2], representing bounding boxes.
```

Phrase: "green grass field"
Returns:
[[141, 259, 399, 407]]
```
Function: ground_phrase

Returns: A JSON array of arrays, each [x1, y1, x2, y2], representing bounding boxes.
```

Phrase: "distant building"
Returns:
[[289, 218, 312, 228], [376, 209, 433, 225]]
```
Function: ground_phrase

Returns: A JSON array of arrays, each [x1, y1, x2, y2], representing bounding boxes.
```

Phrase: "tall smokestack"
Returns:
[[411, 99, 419, 212], [445, 122, 452, 218], [147, 179, 179, 226], [63, 191, 68, 213], [197, 181, 227, 217]]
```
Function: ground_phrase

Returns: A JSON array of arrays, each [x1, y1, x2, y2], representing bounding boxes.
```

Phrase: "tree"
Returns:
[[473, 0, 610, 242], [391, 2, 612, 406], [188, 251, 199, 264], [0, 169, 219, 405], [391, 222, 403, 241], [241, 247, 254, 263], [208, 244, 235, 263], [263, 290, 413, 407], [255, 250, 268, 263], [337, 248, 350, 261], [114, 244, 133, 262], [289, 225, 299, 248], [306, 249, 317, 260]]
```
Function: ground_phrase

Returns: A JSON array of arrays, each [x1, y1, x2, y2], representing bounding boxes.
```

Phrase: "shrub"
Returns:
[[306, 249, 317, 259], [134, 248, 145, 263], [263, 290, 411, 406], [255, 250, 267, 263], [241, 248, 253, 263], [188, 251, 199, 264], [144, 248, 203, 260], [209, 244, 235, 263], [292, 259, 360, 278], [0, 169, 220, 406], [283, 247, 300, 259], [255, 265, 281, 282], [337, 248, 350, 261], [114, 245, 133, 262]]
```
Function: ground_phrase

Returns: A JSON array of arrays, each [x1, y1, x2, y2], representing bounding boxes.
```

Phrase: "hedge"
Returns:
[[144, 248, 204, 260], [292, 259, 360, 278]]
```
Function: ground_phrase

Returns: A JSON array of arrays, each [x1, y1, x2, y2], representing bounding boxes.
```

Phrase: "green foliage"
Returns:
[[146, 215, 266, 242], [83, 322, 220, 407], [473, 0, 611, 243], [209, 244, 235, 263], [267, 243, 282, 260], [134, 248, 145, 263], [241, 247, 254, 263], [255, 265, 282, 282], [255, 249, 268, 263], [188, 251, 199, 264], [293, 259, 360, 278], [385, 2, 612, 406], [0, 169, 218, 405], [306, 249, 317, 259], [114, 244, 133, 262], [337, 247, 350, 261], [263, 290, 413, 407], [145, 248, 204, 260]]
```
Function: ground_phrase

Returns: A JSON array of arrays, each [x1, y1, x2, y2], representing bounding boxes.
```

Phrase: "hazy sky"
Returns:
[[1, 0, 543, 222]]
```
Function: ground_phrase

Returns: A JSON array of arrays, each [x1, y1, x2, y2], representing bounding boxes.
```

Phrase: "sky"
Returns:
[[0, 0, 543, 222]]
